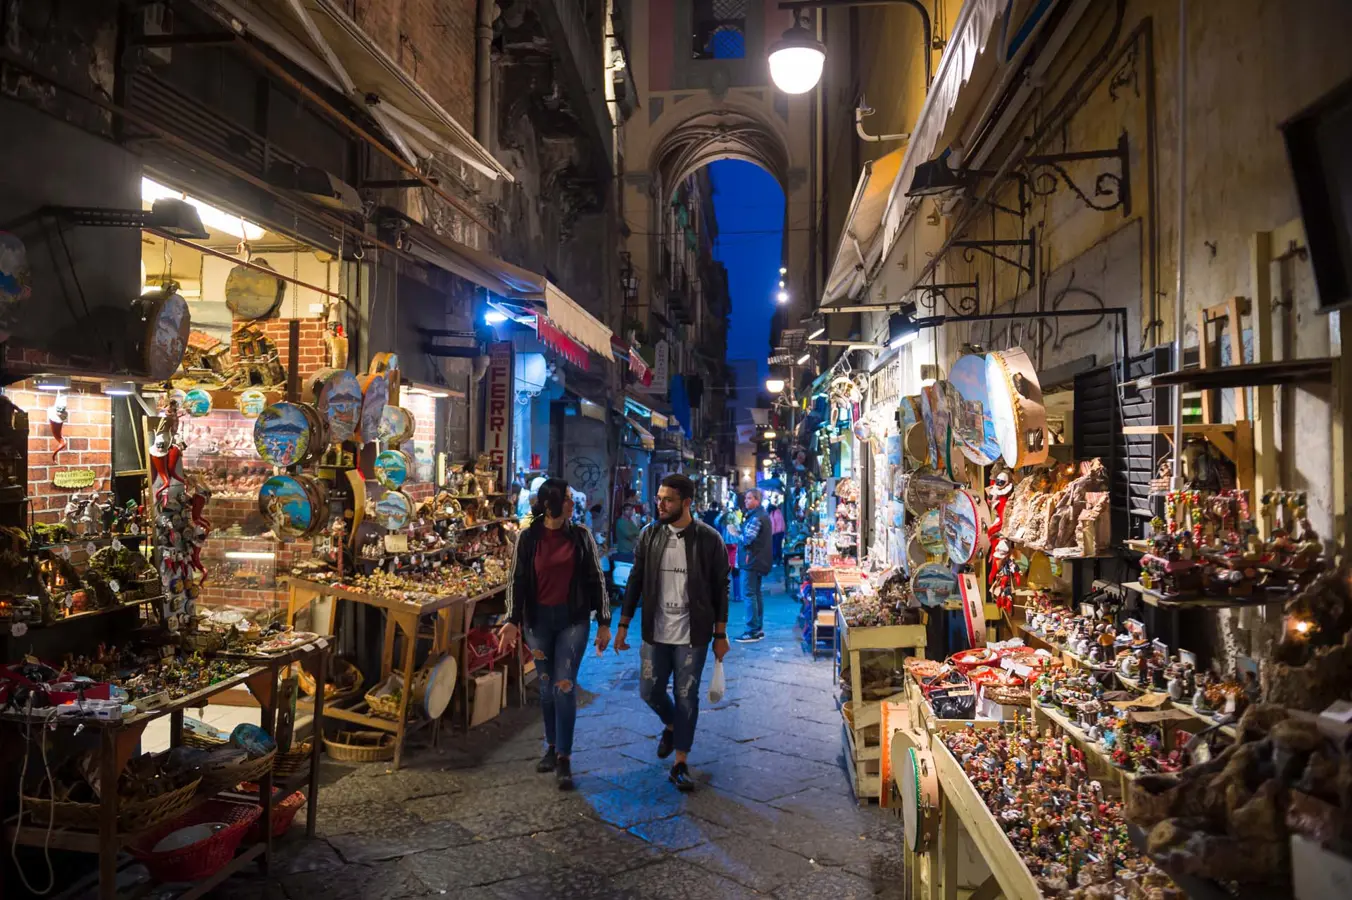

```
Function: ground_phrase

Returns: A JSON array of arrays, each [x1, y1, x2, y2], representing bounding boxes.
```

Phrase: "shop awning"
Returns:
[[625, 416, 655, 450], [536, 315, 590, 370], [220, 0, 512, 182], [820, 147, 905, 307]]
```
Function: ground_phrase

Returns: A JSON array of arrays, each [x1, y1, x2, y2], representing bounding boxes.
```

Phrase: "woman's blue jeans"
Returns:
[[524, 604, 591, 757], [639, 641, 710, 753]]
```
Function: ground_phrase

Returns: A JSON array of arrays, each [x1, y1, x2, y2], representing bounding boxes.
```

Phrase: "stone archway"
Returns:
[[649, 106, 792, 197]]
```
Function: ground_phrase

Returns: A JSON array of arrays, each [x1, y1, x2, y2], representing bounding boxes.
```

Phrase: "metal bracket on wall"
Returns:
[[952, 227, 1037, 286], [916, 277, 980, 315], [1023, 131, 1132, 216]]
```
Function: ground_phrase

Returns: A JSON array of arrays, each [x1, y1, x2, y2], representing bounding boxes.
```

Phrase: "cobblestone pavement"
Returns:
[[224, 582, 904, 899]]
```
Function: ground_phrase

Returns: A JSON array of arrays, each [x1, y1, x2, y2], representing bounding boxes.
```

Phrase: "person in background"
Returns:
[[614, 473, 730, 791], [507, 482, 523, 515], [614, 503, 640, 556], [497, 478, 610, 791], [701, 502, 722, 529], [735, 488, 773, 643], [769, 503, 786, 564], [722, 496, 743, 608]]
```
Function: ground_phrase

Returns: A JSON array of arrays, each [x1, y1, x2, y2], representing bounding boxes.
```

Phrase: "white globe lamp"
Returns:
[[768, 16, 826, 95]]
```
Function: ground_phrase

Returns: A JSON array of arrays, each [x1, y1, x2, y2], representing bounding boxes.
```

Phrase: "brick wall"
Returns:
[[199, 534, 315, 612], [5, 382, 113, 522], [349, 0, 478, 128]]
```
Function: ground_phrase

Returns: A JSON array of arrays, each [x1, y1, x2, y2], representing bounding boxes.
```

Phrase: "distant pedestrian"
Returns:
[[769, 503, 786, 563], [497, 478, 611, 791], [735, 488, 773, 643], [614, 473, 730, 791], [614, 503, 640, 555]]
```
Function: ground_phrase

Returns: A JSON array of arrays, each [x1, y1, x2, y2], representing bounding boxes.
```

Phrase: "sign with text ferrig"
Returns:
[[484, 341, 514, 489]]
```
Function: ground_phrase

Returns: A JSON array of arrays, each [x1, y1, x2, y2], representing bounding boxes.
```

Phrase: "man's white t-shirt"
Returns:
[[653, 524, 691, 645]]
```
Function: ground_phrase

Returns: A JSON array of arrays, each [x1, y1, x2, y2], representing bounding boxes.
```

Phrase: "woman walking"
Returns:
[[496, 478, 611, 790]]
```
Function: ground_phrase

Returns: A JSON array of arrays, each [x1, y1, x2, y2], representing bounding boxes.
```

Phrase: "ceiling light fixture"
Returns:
[[33, 374, 71, 392], [101, 381, 139, 396]]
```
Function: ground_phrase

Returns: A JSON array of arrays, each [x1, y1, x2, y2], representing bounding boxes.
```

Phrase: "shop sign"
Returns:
[[868, 358, 905, 407], [638, 340, 669, 395], [484, 341, 514, 487]]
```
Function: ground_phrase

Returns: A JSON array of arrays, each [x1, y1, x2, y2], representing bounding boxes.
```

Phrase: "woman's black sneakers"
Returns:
[[657, 728, 675, 759], [556, 757, 574, 791], [536, 747, 557, 773], [668, 762, 695, 792]]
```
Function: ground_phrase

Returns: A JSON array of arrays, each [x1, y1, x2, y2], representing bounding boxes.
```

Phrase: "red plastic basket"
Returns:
[[238, 784, 307, 840], [127, 799, 262, 883], [466, 627, 512, 671]]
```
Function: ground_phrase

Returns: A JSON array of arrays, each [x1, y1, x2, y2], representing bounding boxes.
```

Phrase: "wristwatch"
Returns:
[[713, 632, 727, 640]]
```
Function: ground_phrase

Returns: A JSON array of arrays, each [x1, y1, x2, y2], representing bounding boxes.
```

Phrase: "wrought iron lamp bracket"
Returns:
[[916, 278, 980, 315], [951, 227, 1037, 286], [1022, 131, 1131, 216]]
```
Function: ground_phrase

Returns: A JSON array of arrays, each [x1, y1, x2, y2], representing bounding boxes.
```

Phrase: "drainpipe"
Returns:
[[855, 101, 909, 143], [1171, 0, 1187, 487], [475, 0, 494, 146]]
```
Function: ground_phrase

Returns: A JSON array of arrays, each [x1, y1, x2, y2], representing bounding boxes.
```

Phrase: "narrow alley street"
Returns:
[[232, 584, 903, 900]]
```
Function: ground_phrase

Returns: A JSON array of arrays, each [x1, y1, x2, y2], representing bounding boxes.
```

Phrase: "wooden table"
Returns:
[[3, 636, 330, 900], [285, 577, 514, 769]]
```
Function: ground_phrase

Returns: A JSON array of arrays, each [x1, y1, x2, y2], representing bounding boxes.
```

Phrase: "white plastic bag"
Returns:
[[707, 658, 726, 703]]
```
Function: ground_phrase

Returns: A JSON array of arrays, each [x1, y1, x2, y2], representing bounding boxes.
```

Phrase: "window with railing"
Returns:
[[692, 0, 747, 60]]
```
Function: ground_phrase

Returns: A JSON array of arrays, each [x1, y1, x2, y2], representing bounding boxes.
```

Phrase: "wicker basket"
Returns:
[[240, 787, 307, 841], [26, 777, 202, 833], [272, 742, 313, 778], [324, 730, 395, 763], [182, 728, 229, 750], [200, 750, 276, 792], [128, 799, 261, 883], [294, 657, 362, 701]]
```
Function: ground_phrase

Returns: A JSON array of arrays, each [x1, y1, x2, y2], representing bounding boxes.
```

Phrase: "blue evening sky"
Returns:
[[710, 159, 784, 384]]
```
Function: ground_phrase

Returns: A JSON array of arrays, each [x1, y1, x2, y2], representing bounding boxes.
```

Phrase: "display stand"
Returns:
[[4, 638, 330, 900], [285, 577, 514, 769]]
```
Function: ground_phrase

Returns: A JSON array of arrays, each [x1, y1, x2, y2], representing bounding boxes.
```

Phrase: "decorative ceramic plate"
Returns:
[[237, 389, 267, 418], [949, 353, 1001, 465], [911, 562, 959, 608], [943, 489, 982, 565], [258, 474, 315, 537], [254, 403, 311, 467], [310, 368, 362, 444], [916, 509, 946, 557], [380, 406, 415, 445], [373, 449, 412, 488], [136, 290, 191, 381], [183, 388, 212, 417], [357, 373, 388, 445], [372, 489, 412, 530]]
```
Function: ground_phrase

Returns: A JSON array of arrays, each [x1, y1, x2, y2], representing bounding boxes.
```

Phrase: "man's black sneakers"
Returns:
[[657, 728, 675, 759], [536, 747, 557, 773], [556, 757, 574, 791], [669, 762, 695, 792], [735, 631, 764, 643]]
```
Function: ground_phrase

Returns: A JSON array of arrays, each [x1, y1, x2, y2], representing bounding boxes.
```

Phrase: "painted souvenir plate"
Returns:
[[254, 402, 311, 467], [258, 474, 314, 538], [943, 489, 982, 565], [183, 388, 212, 417], [136, 290, 191, 381], [916, 509, 946, 557], [237, 388, 268, 418], [380, 405, 415, 445], [373, 449, 412, 489], [310, 368, 362, 443], [372, 489, 412, 531], [903, 470, 954, 515], [911, 562, 959, 608], [949, 354, 1001, 465], [357, 373, 388, 445]]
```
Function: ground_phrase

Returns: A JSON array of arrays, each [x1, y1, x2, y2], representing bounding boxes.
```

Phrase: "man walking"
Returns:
[[614, 474, 730, 791], [735, 488, 773, 643]]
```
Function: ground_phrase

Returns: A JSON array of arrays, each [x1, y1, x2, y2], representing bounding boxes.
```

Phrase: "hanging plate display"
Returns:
[[903, 471, 954, 515], [902, 744, 940, 852], [371, 489, 412, 531], [182, 388, 212, 417], [308, 368, 362, 444], [357, 373, 388, 445], [254, 402, 312, 467], [224, 260, 285, 320], [373, 449, 412, 488], [259, 474, 315, 538], [985, 348, 1049, 468], [132, 289, 191, 381], [237, 389, 268, 418], [949, 354, 1001, 465], [380, 406, 415, 445], [943, 489, 983, 565], [912, 562, 959, 608], [903, 423, 930, 467], [916, 509, 946, 557]]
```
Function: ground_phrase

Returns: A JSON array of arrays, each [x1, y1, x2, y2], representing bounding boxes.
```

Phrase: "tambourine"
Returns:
[[356, 373, 388, 445], [308, 368, 363, 444], [943, 489, 984, 565], [920, 385, 951, 475], [916, 509, 945, 557], [295, 403, 329, 466], [259, 474, 320, 538], [906, 533, 929, 570], [368, 352, 399, 376], [912, 562, 958, 608], [959, 573, 987, 648], [224, 260, 285, 320], [903, 471, 954, 515], [254, 402, 313, 467], [423, 655, 458, 719], [985, 348, 1049, 468], [237, 389, 267, 418], [131, 289, 191, 381], [373, 449, 412, 489], [372, 489, 412, 530], [183, 388, 212, 417], [949, 353, 1001, 465], [903, 423, 930, 467], [902, 745, 940, 852], [380, 405, 415, 445]]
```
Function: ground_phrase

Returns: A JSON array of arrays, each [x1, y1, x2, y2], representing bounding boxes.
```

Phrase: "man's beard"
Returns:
[[658, 507, 682, 525]]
